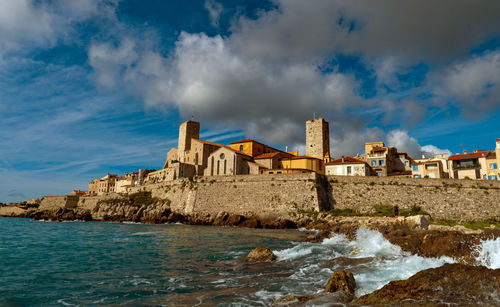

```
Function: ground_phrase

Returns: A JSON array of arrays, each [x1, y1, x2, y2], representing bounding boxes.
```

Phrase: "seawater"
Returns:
[[0, 217, 498, 306]]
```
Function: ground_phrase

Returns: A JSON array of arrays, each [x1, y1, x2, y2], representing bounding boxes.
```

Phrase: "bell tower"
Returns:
[[306, 118, 331, 160], [178, 120, 200, 162]]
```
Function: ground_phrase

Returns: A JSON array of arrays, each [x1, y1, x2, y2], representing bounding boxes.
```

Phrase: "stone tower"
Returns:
[[306, 118, 331, 160], [496, 138, 500, 172], [178, 120, 200, 162]]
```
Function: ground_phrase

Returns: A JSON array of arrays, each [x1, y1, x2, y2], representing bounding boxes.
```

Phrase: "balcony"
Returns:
[[453, 164, 481, 170]]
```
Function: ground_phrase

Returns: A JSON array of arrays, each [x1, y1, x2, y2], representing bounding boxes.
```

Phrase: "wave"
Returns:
[[273, 227, 455, 297], [474, 237, 500, 269]]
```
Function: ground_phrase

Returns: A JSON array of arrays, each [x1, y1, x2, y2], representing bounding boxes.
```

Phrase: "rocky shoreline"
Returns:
[[2, 203, 499, 306]]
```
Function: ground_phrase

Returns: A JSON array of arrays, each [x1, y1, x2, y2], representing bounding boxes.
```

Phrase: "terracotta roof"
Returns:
[[195, 139, 224, 147], [326, 157, 366, 165], [497, 138, 500, 142], [220, 145, 253, 158], [247, 161, 267, 168], [487, 152, 497, 159], [230, 138, 255, 144], [254, 152, 281, 159], [371, 147, 387, 152], [448, 151, 492, 161], [284, 155, 322, 161]]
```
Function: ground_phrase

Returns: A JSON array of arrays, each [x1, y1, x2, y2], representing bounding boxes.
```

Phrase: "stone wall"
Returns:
[[127, 173, 331, 219], [39, 174, 500, 223], [39, 195, 80, 210], [327, 176, 500, 221]]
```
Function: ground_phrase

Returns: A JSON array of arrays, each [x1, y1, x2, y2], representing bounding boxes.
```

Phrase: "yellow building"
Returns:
[[279, 156, 324, 174], [229, 139, 296, 158]]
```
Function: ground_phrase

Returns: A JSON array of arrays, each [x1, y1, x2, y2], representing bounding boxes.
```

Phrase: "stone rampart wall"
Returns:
[[327, 176, 500, 221], [70, 174, 499, 222], [39, 195, 79, 210], [128, 173, 329, 218]]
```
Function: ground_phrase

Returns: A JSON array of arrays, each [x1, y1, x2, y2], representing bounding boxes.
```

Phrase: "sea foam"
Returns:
[[475, 237, 500, 269]]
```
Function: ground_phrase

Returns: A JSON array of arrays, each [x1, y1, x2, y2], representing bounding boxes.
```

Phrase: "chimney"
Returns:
[[463, 150, 467, 154], [342, 155, 345, 163], [285, 146, 288, 152], [474, 149, 479, 153]]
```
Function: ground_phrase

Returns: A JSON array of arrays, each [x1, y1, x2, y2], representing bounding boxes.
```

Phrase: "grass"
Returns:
[[372, 204, 430, 217]]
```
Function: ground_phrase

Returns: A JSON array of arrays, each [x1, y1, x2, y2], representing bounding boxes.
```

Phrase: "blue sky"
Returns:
[[1, 0, 500, 203]]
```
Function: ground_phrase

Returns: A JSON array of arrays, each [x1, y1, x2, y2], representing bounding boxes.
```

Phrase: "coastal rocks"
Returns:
[[245, 246, 277, 262], [324, 270, 356, 296], [354, 263, 500, 306], [401, 214, 430, 230]]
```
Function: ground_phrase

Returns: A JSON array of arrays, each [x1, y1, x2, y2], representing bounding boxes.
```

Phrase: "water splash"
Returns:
[[475, 237, 500, 269]]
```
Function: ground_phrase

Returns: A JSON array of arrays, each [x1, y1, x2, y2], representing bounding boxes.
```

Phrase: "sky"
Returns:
[[1, 0, 500, 203]]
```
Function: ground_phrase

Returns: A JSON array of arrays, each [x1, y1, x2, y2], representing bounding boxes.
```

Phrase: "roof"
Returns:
[[326, 157, 366, 165], [195, 139, 224, 148], [230, 138, 294, 158], [284, 155, 322, 161], [254, 152, 281, 159], [486, 152, 497, 159], [448, 151, 492, 161], [247, 161, 267, 168], [371, 147, 387, 152]]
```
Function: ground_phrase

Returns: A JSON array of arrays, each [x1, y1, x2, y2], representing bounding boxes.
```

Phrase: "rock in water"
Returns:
[[245, 246, 277, 262], [354, 263, 500, 306], [405, 214, 430, 230], [324, 270, 356, 296]]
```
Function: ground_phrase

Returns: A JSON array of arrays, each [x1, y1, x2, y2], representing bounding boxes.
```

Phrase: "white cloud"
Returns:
[[386, 130, 450, 158], [232, 0, 500, 63], [89, 32, 364, 145], [437, 50, 500, 116], [204, 0, 223, 27], [0, 0, 117, 56]]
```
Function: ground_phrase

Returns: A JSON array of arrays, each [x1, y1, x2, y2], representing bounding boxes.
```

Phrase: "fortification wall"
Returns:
[[327, 176, 500, 221], [39, 195, 79, 210], [127, 173, 330, 218], [73, 174, 499, 222]]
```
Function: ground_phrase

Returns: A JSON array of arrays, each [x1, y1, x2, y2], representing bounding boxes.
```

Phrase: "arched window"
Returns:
[[239, 145, 243, 151], [224, 160, 227, 174], [217, 160, 220, 175]]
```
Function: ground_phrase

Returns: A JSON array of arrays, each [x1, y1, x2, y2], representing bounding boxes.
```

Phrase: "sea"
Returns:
[[0, 217, 499, 306]]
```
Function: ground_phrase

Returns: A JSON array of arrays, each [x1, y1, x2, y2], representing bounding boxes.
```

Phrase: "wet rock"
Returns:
[[354, 263, 500, 306], [305, 230, 330, 243], [213, 211, 229, 225], [239, 216, 262, 228], [245, 246, 277, 262], [272, 295, 314, 306], [226, 214, 245, 226], [324, 270, 356, 296]]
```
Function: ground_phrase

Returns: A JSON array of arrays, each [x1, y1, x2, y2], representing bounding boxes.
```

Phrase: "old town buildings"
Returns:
[[83, 120, 499, 195]]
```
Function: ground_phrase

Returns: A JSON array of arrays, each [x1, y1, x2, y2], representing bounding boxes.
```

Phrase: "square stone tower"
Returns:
[[306, 118, 331, 160], [178, 120, 200, 161]]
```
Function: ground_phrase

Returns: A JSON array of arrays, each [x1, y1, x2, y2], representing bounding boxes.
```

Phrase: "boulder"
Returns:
[[324, 270, 356, 296], [405, 215, 430, 230], [245, 246, 277, 262], [239, 216, 262, 228], [354, 263, 500, 306]]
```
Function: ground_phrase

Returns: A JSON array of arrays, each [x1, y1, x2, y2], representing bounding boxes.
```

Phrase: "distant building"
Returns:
[[325, 156, 372, 176], [448, 150, 491, 180], [412, 160, 447, 179], [87, 174, 118, 195], [69, 190, 86, 196], [115, 172, 139, 193], [360, 142, 410, 176], [159, 118, 332, 179]]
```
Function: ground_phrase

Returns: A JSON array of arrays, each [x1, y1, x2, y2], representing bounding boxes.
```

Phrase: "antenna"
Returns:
[[191, 115, 194, 121], [313, 113, 316, 120]]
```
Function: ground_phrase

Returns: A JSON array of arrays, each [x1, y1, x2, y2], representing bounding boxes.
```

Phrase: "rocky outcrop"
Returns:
[[354, 263, 500, 306], [324, 270, 356, 296], [245, 246, 277, 262]]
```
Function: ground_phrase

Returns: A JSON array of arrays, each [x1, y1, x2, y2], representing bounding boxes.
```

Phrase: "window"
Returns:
[[224, 160, 227, 174], [217, 160, 220, 175], [371, 160, 377, 167], [277, 171, 282, 174], [346, 166, 352, 175], [412, 165, 418, 171], [239, 145, 243, 152], [379, 160, 385, 166], [269, 171, 274, 174], [490, 163, 497, 169], [425, 164, 437, 170], [220, 153, 225, 159], [376, 172, 382, 177]]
